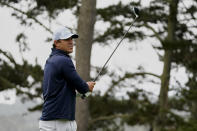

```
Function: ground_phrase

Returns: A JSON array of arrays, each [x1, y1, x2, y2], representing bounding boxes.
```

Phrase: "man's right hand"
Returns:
[[87, 81, 96, 92]]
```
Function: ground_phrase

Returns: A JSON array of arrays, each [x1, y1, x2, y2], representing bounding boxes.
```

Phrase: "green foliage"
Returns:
[[90, 0, 197, 129], [16, 33, 30, 52], [35, 0, 78, 17], [95, 1, 146, 45], [178, 119, 197, 131], [88, 89, 158, 130], [0, 0, 21, 3], [1, 0, 78, 17], [0, 49, 43, 105]]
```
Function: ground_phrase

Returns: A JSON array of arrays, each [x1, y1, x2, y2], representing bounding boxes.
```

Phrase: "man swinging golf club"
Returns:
[[39, 27, 96, 131]]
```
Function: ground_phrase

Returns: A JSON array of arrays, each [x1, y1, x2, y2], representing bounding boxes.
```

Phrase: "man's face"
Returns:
[[54, 37, 74, 54]]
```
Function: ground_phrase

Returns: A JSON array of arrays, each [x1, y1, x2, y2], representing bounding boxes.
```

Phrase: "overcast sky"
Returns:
[[0, 0, 189, 104]]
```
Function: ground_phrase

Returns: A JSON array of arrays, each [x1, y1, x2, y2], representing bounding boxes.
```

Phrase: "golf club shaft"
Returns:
[[81, 16, 138, 99], [93, 16, 138, 82]]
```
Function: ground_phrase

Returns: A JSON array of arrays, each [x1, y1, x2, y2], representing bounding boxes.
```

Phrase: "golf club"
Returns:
[[81, 7, 140, 99]]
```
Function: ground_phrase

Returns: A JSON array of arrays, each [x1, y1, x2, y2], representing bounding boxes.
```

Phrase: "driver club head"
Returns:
[[133, 7, 139, 18]]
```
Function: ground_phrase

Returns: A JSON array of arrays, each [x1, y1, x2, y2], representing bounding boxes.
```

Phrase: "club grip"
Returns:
[[81, 92, 92, 99]]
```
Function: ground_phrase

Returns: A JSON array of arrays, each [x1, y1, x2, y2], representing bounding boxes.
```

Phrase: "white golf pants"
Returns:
[[39, 120, 77, 131]]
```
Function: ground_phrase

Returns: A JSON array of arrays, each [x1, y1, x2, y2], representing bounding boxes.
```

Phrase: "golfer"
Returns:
[[39, 27, 95, 131]]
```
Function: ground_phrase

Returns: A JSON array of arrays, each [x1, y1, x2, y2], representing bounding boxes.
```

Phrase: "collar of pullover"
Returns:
[[50, 48, 70, 57]]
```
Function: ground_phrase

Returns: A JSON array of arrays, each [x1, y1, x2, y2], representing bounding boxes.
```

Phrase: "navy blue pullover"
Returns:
[[40, 48, 89, 121]]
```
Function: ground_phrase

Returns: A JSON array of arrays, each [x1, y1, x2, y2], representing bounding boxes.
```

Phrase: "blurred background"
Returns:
[[0, 0, 197, 131]]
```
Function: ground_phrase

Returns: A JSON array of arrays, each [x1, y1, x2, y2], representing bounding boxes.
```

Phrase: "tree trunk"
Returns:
[[75, 0, 96, 131], [153, 0, 178, 131]]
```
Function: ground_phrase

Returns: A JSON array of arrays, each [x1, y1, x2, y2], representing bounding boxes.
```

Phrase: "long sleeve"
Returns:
[[61, 58, 89, 94]]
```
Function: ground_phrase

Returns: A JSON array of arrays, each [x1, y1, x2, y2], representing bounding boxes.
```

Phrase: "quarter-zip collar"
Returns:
[[50, 48, 70, 58]]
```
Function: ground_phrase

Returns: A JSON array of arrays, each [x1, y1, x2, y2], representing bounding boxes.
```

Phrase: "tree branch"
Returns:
[[0, 76, 16, 91], [126, 72, 161, 79], [0, 48, 17, 65], [143, 23, 163, 43], [0, 1, 53, 34], [103, 72, 161, 96], [181, 0, 197, 26]]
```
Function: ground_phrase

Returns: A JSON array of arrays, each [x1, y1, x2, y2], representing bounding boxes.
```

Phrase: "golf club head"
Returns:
[[133, 7, 139, 18]]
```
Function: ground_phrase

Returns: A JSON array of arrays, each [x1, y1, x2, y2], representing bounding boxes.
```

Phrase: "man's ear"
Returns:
[[54, 40, 59, 47]]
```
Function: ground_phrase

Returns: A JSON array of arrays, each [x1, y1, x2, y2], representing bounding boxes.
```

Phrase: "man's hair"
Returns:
[[53, 44, 56, 48]]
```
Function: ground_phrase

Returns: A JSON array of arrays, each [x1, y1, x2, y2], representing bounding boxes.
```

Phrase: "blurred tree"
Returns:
[[88, 0, 197, 130], [75, 0, 96, 131], [0, 49, 43, 103]]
